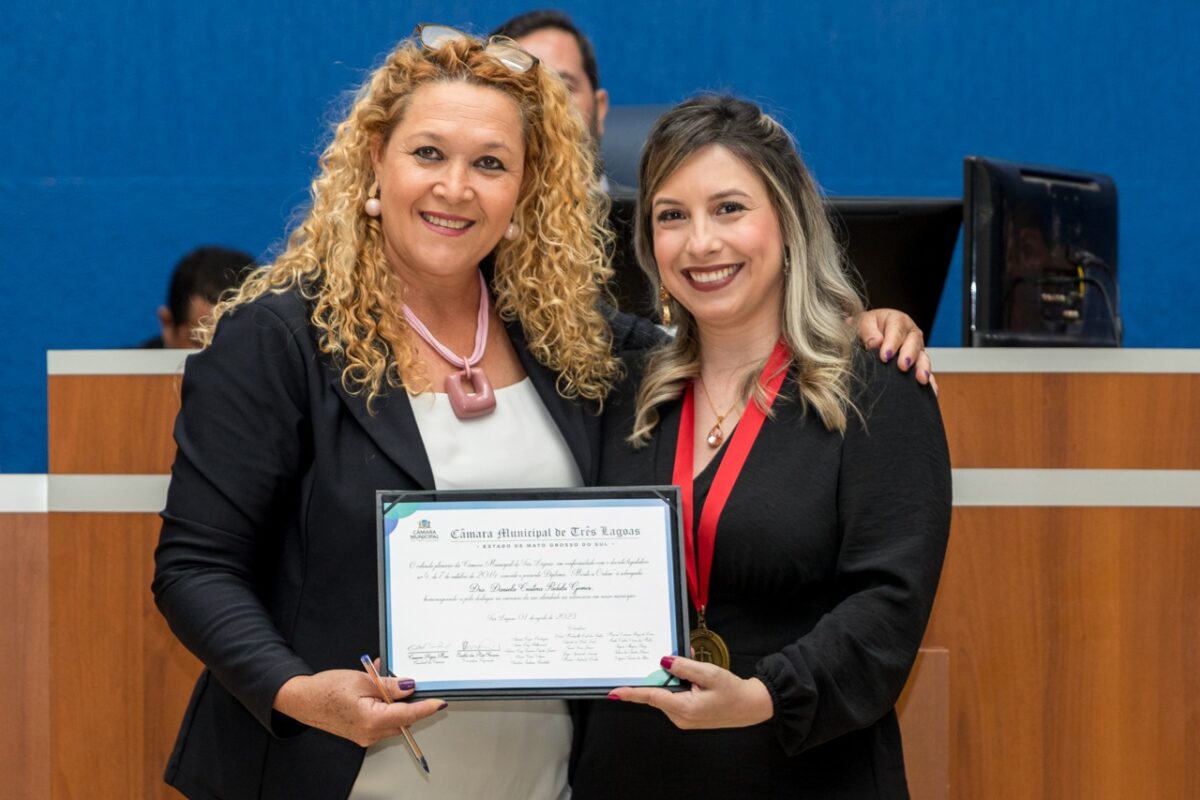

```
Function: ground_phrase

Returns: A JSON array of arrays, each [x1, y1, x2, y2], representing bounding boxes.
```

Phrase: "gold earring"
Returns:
[[659, 284, 673, 326]]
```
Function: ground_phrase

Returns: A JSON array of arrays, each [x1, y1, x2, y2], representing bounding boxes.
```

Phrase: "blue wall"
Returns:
[[3, 1, 1196, 472]]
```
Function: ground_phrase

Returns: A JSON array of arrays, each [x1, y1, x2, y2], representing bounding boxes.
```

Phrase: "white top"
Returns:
[[349, 378, 580, 800], [405, 377, 582, 490]]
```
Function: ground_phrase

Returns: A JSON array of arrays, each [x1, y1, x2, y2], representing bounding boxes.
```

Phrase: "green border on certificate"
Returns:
[[376, 486, 688, 699]]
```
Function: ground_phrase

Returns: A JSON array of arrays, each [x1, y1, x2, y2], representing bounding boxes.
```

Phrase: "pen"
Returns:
[[360, 654, 430, 774]]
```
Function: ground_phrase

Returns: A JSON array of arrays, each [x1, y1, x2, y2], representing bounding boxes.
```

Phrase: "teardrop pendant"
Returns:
[[706, 423, 724, 448]]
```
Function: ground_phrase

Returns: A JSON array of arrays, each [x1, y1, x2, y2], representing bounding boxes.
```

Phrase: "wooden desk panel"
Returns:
[[923, 507, 1200, 799], [47, 512, 194, 800], [48, 375, 182, 475], [897, 647, 949, 800], [32, 353, 1200, 799], [0, 513, 50, 800], [938, 373, 1200, 469]]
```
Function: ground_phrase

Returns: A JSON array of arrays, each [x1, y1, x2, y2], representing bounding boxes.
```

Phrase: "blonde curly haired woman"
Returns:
[[150, 25, 650, 800], [153, 27, 932, 800]]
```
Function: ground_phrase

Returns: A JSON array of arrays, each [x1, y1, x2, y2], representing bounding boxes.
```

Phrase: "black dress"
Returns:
[[571, 349, 951, 799]]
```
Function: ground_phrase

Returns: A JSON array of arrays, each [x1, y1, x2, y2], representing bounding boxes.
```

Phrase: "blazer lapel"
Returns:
[[327, 293, 593, 490], [506, 317, 595, 484], [332, 378, 436, 490]]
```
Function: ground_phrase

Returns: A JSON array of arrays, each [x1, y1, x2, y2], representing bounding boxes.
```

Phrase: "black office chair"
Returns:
[[599, 104, 671, 190]]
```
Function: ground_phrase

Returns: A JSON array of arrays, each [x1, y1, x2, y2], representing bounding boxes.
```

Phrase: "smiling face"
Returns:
[[371, 80, 526, 289], [651, 144, 786, 338]]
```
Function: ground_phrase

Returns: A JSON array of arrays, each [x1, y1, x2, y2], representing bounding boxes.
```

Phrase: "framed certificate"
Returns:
[[376, 486, 689, 699]]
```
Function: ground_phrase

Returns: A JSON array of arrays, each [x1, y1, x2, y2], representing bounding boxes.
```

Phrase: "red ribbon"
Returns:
[[672, 340, 792, 613]]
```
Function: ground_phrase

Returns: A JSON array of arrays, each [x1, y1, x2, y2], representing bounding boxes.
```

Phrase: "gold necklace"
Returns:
[[697, 379, 741, 448]]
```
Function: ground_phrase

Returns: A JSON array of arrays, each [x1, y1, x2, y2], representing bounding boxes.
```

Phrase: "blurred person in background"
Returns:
[[142, 245, 257, 348], [491, 10, 609, 158]]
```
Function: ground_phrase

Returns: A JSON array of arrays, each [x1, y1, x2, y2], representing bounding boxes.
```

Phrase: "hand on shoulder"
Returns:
[[855, 308, 938, 396]]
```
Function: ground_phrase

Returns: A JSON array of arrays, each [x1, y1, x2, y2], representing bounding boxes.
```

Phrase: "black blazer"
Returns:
[[572, 350, 952, 798], [151, 289, 659, 800]]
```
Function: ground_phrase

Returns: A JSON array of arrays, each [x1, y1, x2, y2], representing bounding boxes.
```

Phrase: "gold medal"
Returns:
[[689, 610, 730, 670]]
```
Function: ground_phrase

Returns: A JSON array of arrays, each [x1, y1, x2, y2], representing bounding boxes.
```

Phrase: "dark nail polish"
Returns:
[[904, 356, 912, 368], [398, 679, 415, 691], [660, 655, 675, 669], [437, 702, 448, 711], [884, 350, 893, 362], [607, 692, 621, 701], [924, 370, 931, 380]]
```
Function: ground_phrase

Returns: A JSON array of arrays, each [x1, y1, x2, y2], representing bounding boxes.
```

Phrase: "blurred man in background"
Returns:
[[142, 245, 257, 348], [492, 9, 608, 140], [491, 10, 612, 181]]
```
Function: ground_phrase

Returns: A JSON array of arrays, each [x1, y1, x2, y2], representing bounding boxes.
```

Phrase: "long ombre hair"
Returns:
[[629, 95, 864, 445], [202, 33, 620, 405]]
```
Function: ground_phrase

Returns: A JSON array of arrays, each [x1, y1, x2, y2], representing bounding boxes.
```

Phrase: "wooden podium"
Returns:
[[915, 348, 1200, 799], [1, 351, 197, 800], [1, 347, 1197, 799]]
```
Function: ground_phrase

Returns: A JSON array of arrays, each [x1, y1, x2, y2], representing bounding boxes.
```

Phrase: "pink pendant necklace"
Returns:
[[401, 271, 496, 419]]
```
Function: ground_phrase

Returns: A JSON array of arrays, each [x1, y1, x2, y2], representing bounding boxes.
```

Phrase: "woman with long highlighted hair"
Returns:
[[575, 96, 951, 799]]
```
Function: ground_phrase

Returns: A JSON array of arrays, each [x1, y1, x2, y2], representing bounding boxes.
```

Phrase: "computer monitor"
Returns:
[[606, 192, 961, 335], [600, 105, 672, 189], [827, 197, 962, 335], [963, 156, 1121, 346]]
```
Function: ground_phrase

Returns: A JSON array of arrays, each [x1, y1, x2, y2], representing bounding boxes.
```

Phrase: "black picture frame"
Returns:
[[375, 485, 690, 699]]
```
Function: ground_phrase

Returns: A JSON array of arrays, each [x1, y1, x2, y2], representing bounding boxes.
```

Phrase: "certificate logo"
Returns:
[[409, 518, 438, 541]]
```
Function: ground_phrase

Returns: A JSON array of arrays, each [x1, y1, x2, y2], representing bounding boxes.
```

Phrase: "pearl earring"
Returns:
[[364, 180, 381, 217], [504, 222, 518, 241]]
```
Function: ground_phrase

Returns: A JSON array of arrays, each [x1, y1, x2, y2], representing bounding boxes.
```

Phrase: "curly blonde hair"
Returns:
[[629, 95, 864, 445], [202, 33, 620, 405]]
